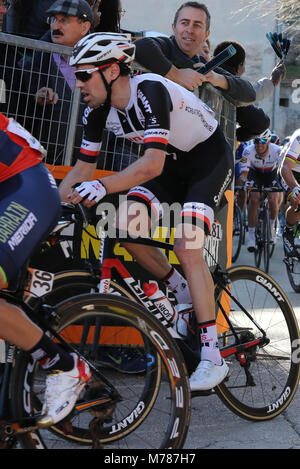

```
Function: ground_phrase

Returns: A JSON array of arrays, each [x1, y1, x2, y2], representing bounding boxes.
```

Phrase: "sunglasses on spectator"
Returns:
[[74, 64, 115, 82], [254, 138, 269, 144]]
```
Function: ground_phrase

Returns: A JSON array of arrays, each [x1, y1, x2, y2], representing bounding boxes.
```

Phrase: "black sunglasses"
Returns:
[[74, 67, 101, 82]]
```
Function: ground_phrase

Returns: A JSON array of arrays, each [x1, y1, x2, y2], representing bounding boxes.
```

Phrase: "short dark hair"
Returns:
[[173, 2, 211, 30], [213, 41, 246, 75]]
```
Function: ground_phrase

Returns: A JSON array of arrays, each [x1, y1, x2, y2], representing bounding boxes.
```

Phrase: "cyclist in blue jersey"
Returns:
[[0, 113, 90, 428], [62, 33, 234, 391]]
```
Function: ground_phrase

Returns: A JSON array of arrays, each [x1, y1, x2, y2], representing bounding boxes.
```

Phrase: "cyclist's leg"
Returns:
[[0, 164, 61, 349], [0, 165, 89, 427], [179, 136, 233, 390], [116, 188, 192, 304], [247, 170, 261, 251]]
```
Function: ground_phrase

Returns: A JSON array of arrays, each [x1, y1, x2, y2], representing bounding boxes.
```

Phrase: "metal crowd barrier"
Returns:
[[0, 32, 236, 170]]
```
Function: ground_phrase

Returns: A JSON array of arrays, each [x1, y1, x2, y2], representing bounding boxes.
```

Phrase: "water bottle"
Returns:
[[143, 283, 178, 324]]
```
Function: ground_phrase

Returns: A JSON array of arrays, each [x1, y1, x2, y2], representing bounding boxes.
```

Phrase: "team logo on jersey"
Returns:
[[137, 89, 152, 113]]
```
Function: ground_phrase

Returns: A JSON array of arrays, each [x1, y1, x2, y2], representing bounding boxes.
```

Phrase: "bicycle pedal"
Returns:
[[191, 389, 214, 397]]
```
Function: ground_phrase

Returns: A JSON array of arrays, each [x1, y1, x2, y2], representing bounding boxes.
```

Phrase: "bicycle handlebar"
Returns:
[[55, 203, 175, 249], [250, 186, 283, 193]]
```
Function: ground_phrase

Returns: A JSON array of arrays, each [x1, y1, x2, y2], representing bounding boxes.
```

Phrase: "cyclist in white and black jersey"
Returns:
[[60, 33, 233, 391], [240, 129, 283, 251], [79, 71, 218, 158], [279, 128, 300, 257]]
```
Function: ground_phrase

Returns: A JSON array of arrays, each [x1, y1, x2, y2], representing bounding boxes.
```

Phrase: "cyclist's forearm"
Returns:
[[281, 162, 299, 190], [59, 160, 97, 202], [101, 150, 165, 195]]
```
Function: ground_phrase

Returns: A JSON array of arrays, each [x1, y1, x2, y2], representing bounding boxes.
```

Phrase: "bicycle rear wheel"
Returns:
[[215, 265, 300, 421], [25, 269, 134, 306], [284, 255, 300, 293], [12, 294, 191, 449]]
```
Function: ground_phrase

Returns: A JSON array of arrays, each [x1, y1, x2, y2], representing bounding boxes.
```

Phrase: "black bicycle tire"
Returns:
[[254, 226, 262, 268], [24, 270, 135, 306], [12, 294, 191, 449], [215, 265, 300, 421], [284, 256, 300, 293], [232, 202, 243, 263], [269, 218, 276, 259], [263, 207, 271, 273]]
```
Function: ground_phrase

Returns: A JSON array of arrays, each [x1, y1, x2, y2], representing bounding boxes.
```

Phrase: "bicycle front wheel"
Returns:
[[215, 265, 300, 421], [232, 202, 243, 263], [263, 207, 271, 273], [12, 294, 191, 449]]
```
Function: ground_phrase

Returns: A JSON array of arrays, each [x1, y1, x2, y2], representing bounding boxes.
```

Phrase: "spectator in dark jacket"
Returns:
[[21, 0, 92, 164], [134, 2, 256, 106], [3, 0, 57, 39]]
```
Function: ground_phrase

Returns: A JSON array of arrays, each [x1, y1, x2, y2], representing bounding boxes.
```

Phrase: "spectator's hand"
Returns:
[[193, 63, 228, 90], [36, 87, 59, 105], [168, 67, 207, 91], [270, 60, 286, 86]]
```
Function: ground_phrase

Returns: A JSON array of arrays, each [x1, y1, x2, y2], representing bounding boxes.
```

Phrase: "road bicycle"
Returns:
[[283, 222, 300, 293], [23, 202, 300, 433], [3, 202, 299, 449], [250, 186, 282, 273], [0, 211, 191, 449]]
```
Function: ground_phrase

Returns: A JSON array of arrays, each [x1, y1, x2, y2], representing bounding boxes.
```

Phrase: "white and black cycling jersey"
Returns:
[[283, 128, 300, 173], [78, 73, 218, 163], [239, 143, 282, 174]]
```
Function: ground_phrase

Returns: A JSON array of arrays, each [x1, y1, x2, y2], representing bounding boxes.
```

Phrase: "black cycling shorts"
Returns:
[[0, 164, 61, 283], [247, 168, 279, 188], [127, 126, 234, 234]]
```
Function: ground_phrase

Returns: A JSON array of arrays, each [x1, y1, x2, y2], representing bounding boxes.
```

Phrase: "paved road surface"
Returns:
[[183, 236, 300, 449], [16, 235, 300, 450]]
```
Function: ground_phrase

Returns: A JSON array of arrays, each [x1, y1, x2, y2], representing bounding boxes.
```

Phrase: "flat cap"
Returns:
[[47, 0, 93, 23]]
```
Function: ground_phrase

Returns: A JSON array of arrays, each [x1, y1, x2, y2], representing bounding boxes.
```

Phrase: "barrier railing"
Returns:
[[0, 32, 236, 170], [1, 32, 236, 270]]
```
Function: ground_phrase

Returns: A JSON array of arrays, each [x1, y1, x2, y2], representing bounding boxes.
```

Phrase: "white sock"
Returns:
[[248, 227, 255, 241], [162, 267, 192, 304], [270, 219, 276, 237], [199, 320, 222, 366]]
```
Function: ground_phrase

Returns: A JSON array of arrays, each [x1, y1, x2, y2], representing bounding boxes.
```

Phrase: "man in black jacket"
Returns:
[[21, 0, 93, 165], [134, 2, 256, 107]]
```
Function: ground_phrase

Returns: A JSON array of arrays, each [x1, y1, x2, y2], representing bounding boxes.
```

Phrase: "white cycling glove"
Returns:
[[289, 186, 300, 201], [243, 180, 253, 191], [74, 179, 107, 203]]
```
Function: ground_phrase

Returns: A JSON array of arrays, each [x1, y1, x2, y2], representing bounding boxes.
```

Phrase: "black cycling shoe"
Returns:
[[283, 227, 298, 257]]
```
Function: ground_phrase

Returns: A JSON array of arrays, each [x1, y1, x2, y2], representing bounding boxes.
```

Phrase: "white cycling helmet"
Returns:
[[257, 129, 272, 141], [70, 32, 135, 67]]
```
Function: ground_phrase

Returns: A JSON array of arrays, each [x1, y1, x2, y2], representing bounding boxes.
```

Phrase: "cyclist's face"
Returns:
[[75, 64, 113, 108], [255, 141, 269, 156], [172, 7, 210, 58]]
